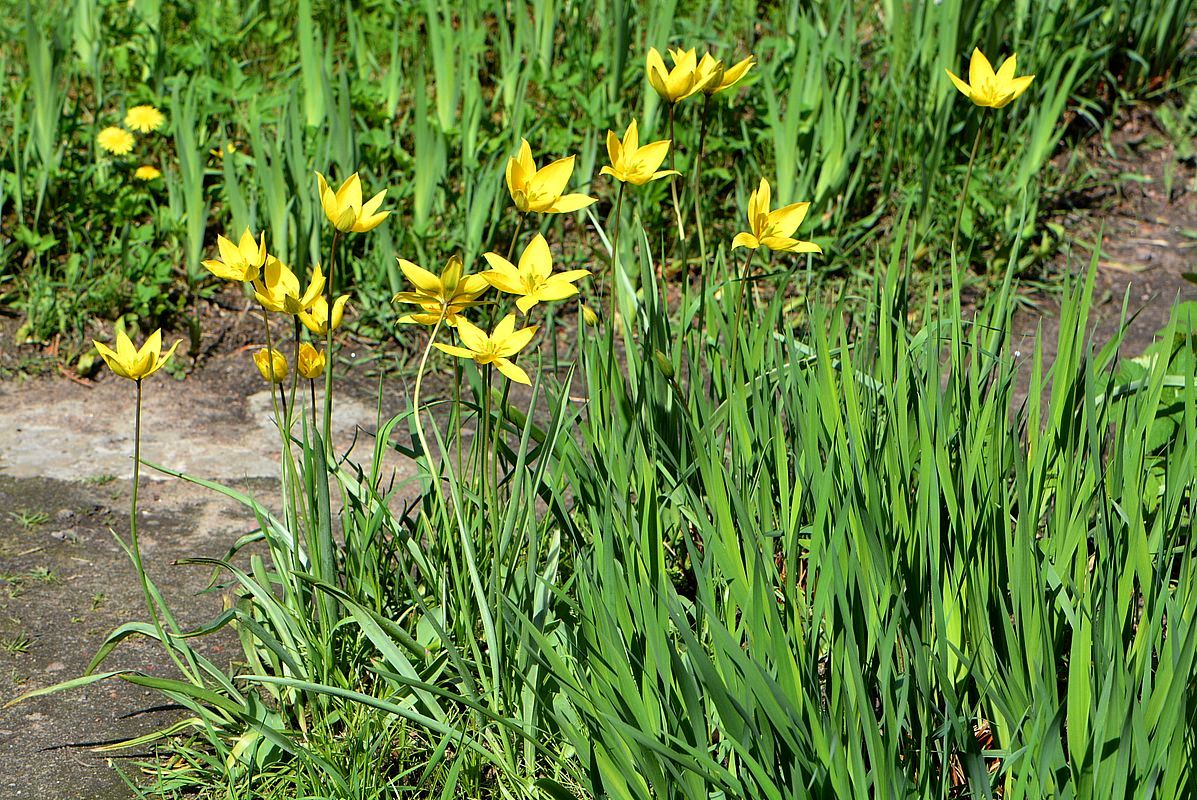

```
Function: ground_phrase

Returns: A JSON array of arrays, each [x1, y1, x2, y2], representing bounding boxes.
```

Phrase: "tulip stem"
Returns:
[[694, 94, 712, 330], [667, 104, 686, 243], [129, 380, 196, 683], [506, 212, 526, 264], [412, 316, 444, 477], [322, 230, 342, 456], [607, 183, 626, 334], [287, 316, 302, 433], [309, 379, 318, 431], [728, 248, 754, 379], [951, 116, 987, 266]]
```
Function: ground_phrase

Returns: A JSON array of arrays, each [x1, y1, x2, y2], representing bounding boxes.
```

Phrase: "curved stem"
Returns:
[[412, 316, 444, 476], [506, 212, 526, 263], [693, 93, 712, 277], [728, 248, 754, 379], [606, 183, 627, 331], [667, 103, 685, 242]]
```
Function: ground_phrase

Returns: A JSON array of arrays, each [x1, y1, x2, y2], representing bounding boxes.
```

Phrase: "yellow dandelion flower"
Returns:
[[125, 105, 166, 133], [97, 126, 135, 156]]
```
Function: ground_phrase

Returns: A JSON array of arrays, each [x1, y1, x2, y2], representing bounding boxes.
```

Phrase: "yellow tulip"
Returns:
[[695, 53, 755, 95], [646, 47, 712, 103], [298, 294, 349, 336], [393, 255, 489, 327], [315, 172, 391, 233], [505, 139, 596, 214], [481, 234, 590, 314], [124, 105, 166, 133], [581, 304, 599, 326], [202, 228, 267, 282], [297, 343, 326, 379], [434, 314, 538, 385], [946, 48, 1034, 109], [600, 120, 678, 186], [93, 328, 179, 381], [253, 258, 325, 314], [731, 178, 822, 254], [253, 348, 288, 383]]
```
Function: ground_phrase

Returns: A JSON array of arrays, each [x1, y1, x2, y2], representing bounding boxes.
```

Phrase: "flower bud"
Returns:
[[253, 348, 288, 383], [297, 342, 326, 379]]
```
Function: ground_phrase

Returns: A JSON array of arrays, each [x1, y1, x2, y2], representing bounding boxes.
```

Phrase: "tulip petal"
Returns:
[[624, 119, 639, 154], [515, 295, 539, 314], [535, 280, 580, 302], [456, 317, 489, 352], [547, 193, 596, 213], [635, 140, 672, 174], [731, 232, 760, 250], [531, 156, 575, 202], [519, 234, 553, 280], [494, 358, 531, 385], [433, 343, 477, 359], [399, 259, 443, 294], [606, 129, 623, 172], [996, 53, 1017, 83], [945, 68, 973, 99], [969, 48, 995, 87], [770, 202, 811, 238]]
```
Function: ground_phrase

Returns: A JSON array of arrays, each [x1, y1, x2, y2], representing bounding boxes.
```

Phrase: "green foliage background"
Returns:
[[1, 0, 1193, 352]]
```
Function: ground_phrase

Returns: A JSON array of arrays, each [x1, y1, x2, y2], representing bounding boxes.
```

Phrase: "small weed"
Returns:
[[84, 474, 118, 486], [9, 510, 50, 530], [91, 593, 106, 610], [0, 633, 31, 654]]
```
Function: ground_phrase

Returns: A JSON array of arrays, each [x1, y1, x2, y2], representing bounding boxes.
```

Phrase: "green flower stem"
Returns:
[[606, 182, 626, 334], [412, 316, 444, 478], [728, 247, 755, 379], [285, 316, 302, 434], [693, 93, 712, 267], [667, 103, 685, 242], [309, 379, 318, 431], [322, 229, 342, 455], [951, 115, 988, 264], [129, 380, 196, 683], [506, 212, 526, 263]]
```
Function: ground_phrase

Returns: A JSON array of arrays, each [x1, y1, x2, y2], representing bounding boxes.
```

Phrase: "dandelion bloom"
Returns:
[[97, 126, 135, 155], [94, 328, 179, 381], [731, 178, 821, 254], [125, 105, 166, 133], [434, 314, 538, 385], [946, 48, 1034, 109], [133, 165, 161, 181]]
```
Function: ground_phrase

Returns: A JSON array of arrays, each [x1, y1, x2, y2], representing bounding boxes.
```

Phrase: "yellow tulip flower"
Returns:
[[97, 126, 134, 155], [94, 328, 179, 381], [731, 178, 822, 254], [646, 47, 712, 103], [298, 294, 349, 336], [946, 48, 1034, 109], [297, 343, 325, 379], [481, 234, 590, 314], [124, 105, 166, 133], [434, 314, 538, 385], [505, 139, 596, 214], [253, 258, 325, 314], [253, 348, 288, 383], [202, 228, 267, 282], [393, 255, 489, 327], [315, 172, 391, 233], [600, 120, 679, 186], [695, 53, 755, 95]]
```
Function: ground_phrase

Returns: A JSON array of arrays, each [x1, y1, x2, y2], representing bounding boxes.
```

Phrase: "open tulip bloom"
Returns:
[[434, 314, 538, 385], [732, 178, 822, 254], [505, 140, 596, 214], [316, 172, 391, 233], [94, 328, 179, 381], [694, 52, 756, 95], [394, 255, 490, 327], [202, 228, 267, 282], [646, 47, 713, 103], [299, 294, 349, 336], [482, 234, 590, 314], [946, 48, 1034, 109], [601, 120, 678, 186], [253, 258, 325, 314]]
